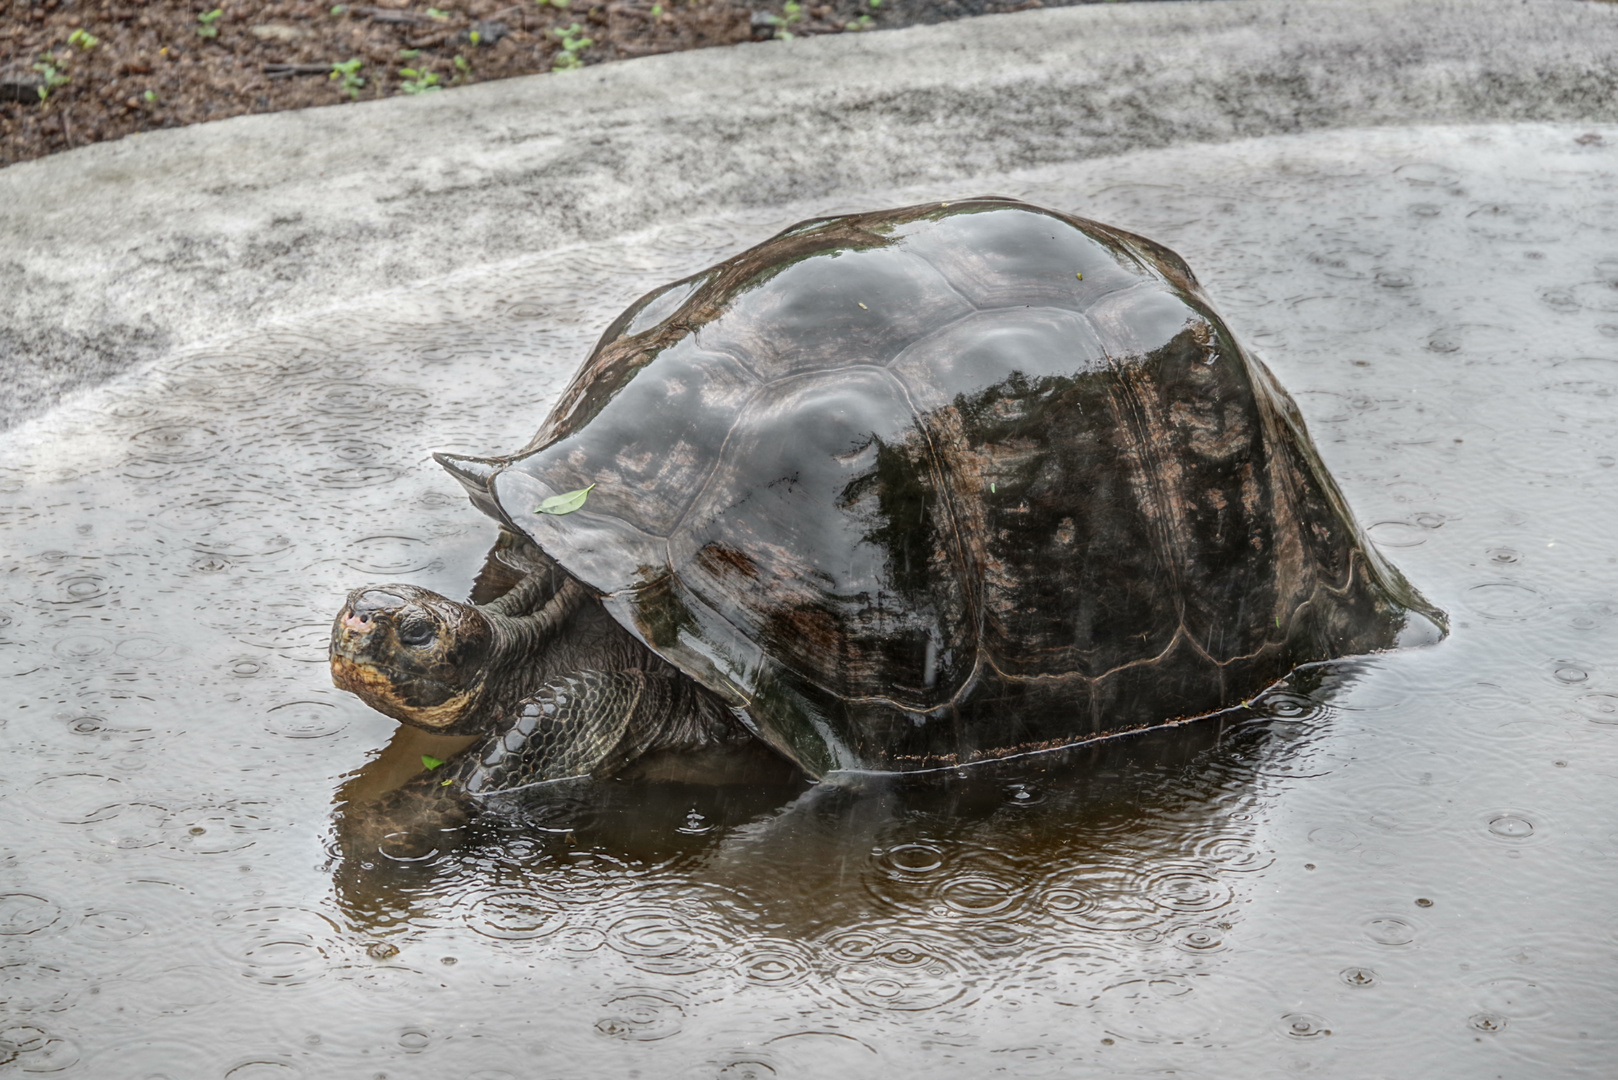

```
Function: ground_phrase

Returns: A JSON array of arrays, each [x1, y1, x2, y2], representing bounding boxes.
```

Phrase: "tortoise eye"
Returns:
[[398, 620, 435, 648]]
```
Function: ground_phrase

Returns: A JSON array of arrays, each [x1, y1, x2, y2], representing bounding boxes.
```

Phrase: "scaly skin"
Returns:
[[458, 670, 745, 789]]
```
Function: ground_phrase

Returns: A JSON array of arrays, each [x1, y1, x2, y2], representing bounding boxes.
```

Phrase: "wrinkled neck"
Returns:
[[484, 568, 556, 618], [483, 608, 556, 666], [472, 576, 591, 713]]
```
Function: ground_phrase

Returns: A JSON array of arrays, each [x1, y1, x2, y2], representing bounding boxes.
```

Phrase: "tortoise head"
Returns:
[[330, 584, 495, 734]]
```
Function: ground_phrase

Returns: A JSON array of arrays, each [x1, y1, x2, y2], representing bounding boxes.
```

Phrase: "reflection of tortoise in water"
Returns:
[[330, 197, 1443, 793]]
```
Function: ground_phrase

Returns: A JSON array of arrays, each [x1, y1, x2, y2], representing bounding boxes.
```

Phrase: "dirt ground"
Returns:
[[1, 0, 1100, 167]]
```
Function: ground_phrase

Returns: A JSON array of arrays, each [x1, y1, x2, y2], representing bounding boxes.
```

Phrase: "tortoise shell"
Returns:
[[442, 198, 1441, 776]]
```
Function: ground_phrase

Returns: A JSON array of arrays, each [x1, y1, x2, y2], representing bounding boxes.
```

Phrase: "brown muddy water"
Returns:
[[2, 123, 1615, 1078]]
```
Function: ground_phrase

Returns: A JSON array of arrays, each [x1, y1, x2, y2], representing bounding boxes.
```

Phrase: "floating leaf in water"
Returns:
[[535, 484, 596, 516], [421, 755, 444, 770]]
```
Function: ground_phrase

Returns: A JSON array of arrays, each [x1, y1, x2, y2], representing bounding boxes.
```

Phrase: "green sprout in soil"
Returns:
[[535, 484, 595, 515], [330, 58, 364, 98], [143, 89, 158, 103], [399, 67, 441, 93], [537, 0, 571, 8], [32, 55, 70, 102], [68, 29, 99, 51], [330, 4, 349, 15], [650, 3, 663, 14], [762, 1, 803, 39], [196, 9, 223, 38], [426, 7, 451, 19], [549, 23, 593, 70], [847, 1, 878, 31], [453, 54, 472, 82], [398, 47, 421, 58]]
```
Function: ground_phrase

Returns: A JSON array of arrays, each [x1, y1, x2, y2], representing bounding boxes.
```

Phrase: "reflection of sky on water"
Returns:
[[1, 123, 1616, 1077]]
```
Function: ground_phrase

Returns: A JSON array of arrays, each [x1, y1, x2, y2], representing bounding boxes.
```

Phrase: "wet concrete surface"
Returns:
[[4, 0, 1618, 430], [0, 122, 1615, 1077]]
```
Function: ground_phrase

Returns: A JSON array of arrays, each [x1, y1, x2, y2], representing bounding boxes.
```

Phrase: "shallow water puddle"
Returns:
[[1, 123, 1616, 1078]]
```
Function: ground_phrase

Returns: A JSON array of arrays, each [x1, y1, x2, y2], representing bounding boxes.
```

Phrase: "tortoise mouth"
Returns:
[[330, 654, 481, 732], [330, 652, 455, 694]]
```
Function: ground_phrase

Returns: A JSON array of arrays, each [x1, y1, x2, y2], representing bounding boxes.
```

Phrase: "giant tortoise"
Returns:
[[330, 197, 1443, 792]]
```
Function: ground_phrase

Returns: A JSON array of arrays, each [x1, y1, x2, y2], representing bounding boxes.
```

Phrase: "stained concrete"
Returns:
[[3, 0, 1617, 430]]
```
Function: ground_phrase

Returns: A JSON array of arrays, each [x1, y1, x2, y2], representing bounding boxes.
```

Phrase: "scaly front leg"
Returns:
[[450, 670, 747, 792]]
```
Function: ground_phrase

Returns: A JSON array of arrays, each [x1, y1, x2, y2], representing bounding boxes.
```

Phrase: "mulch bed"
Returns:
[[2, 0, 1079, 168]]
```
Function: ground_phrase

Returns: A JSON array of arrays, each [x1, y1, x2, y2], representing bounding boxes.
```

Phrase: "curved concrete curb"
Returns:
[[3, 0, 1617, 430]]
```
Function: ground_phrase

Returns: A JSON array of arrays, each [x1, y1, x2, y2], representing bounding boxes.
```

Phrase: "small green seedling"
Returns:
[[847, 13, 872, 29], [330, 4, 349, 15], [536, 0, 571, 8], [196, 8, 223, 37], [535, 484, 595, 515], [650, 2, 663, 14], [399, 67, 441, 92], [68, 29, 99, 51], [453, 53, 472, 80], [143, 88, 158, 103], [330, 58, 365, 98], [398, 47, 421, 58], [426, 6, 450, 19], [32, 55, 70, 101], [421, 755, 445, 770], [761, 1, 802, 38], [549, 23, 592, 70]]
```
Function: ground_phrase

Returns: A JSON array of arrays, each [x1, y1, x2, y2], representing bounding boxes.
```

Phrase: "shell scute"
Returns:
[[939, 350, 1182, 681], [693, 243, 975, 379], [892, 205, 1147, 311], [506, 338, 756, 539], [1084, 282, 1209, 362], [666, 366, 974, 710], [887, 306, 1110, 413]]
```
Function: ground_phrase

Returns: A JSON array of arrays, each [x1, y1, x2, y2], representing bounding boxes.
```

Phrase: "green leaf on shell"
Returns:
[[535, 484, 596, 516], [421, 755, 444, 770]]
